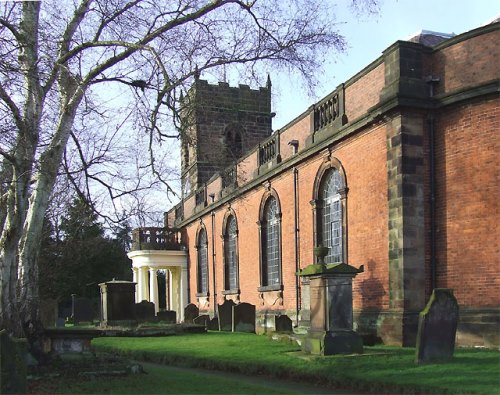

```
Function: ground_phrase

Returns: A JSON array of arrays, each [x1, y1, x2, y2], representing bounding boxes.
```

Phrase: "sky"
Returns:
[[270, 0, 499, 129]]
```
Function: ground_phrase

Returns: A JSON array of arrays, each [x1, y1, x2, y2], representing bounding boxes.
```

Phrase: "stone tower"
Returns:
[[180, 77, 273, 195]]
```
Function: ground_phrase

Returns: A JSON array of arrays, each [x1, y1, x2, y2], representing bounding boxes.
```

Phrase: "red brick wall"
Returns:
[[185, 123, 390, 312], [345, 62, 385, 122], [433, 29, 500, 96], [435, 97, 499, 307]]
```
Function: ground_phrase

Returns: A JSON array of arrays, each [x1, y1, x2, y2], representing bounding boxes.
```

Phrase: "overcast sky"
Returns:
[[271, 0, 499, 129]]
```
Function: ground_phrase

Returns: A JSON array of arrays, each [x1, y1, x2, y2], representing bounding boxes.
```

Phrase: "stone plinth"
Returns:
[[298, 262, 364, 355], [99, 279, 137, 327]]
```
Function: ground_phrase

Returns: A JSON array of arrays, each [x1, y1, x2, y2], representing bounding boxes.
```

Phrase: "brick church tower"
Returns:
[[180, 76, 273, 195]]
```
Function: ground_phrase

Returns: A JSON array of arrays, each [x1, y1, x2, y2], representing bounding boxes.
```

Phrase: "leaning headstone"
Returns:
[[416, 289, 459, 364], [184, 303, 199, 323], [0, 329, 27, 394], [275, 314, 293, 333], [218, 299, 236, 331], [233, 302, 256, 333], [135, 300, 156, 322], [193, 314, 210, 327], [208, 316, 219, 331], [72, 295, 94, 324], [40, 299, 58, 327], [157, 310, 176, 323]]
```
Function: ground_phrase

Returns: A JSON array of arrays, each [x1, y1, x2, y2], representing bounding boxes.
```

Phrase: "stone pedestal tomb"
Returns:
[[299, 258, 364, 355], [99, 279, 137, 326]]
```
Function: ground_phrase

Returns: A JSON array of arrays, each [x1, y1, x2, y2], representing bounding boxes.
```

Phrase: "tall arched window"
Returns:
[[223, 214, 239, 291], [321, 169, 344, 263], [312, 158, 348, 264], [224, 124, 243, 159], [196, 228, 208, 294], [259, 193, 282, 288]]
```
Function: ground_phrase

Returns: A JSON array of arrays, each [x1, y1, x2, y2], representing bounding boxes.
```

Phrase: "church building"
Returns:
[[129, 21, 499, 347]]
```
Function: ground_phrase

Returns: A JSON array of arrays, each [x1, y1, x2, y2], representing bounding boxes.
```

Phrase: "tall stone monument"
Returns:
[[298, 247, 364, 355], [99, 279, 137, 327]]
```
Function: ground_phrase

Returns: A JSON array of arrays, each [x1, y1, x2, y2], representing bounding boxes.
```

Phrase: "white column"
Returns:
[[149, 268, 159, 314], [137, 266, 149, 302], [165, 269, 171, 310], [171, 267, 180, 321], [180, 267, 189, 322], [132, 268, 138, 303]]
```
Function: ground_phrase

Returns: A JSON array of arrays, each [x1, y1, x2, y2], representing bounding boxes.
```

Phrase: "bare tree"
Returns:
[[0, 0, 374, 342]]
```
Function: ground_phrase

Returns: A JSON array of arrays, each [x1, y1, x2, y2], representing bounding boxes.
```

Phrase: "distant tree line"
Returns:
[[39, 198, 131, 302]]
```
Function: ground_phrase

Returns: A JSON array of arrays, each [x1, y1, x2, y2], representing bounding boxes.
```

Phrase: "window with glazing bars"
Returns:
[[321, 169, 344, 263], [224, 215, 238, 290], [262, 197, 280, 286], [197, 229, 208, 293]]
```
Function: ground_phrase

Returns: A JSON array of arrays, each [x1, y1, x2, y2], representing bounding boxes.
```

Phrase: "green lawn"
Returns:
[[93, 332, 500, 394]]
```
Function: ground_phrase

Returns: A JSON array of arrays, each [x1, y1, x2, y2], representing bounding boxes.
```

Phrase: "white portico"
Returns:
[[128, 228, 188, 322]]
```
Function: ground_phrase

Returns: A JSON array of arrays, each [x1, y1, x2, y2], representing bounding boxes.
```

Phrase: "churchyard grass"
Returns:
[[93, 332, 500, 395], [29, 362, 307, 394]]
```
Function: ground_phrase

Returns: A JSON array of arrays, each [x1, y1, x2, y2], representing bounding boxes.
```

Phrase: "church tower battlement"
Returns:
[[180, 77, 273, 195]]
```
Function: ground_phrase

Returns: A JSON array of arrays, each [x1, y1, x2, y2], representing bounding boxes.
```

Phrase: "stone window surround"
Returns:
[[311, 153, 349, 264], [194, 222, 209, 297], [257, 187, 283, 292], [221, 207, 240, 294]]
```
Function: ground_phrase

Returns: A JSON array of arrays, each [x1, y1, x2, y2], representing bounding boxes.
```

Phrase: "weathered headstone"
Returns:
[[72, 295, 94, 324], [157, 310, 176, 323], [275, 314, 293, 333], [208, 316, 219, 331], [0, 329, 27, 394], [40, 299, 58, 328], [232, 302, 256, 333], [193, 314, 210, 327], [218, 299, 236, 331], [135, 300, 156, 321], [184, 303, 199, 323], [416, 288, 459, 364]]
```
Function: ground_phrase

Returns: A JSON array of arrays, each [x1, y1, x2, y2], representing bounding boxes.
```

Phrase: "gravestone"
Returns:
[[416, 289, 459, 364], [275, 314, 293, 333], [218, 299, 236, 331], [232, 302, 256, 333], [184, 303, 199, 323], [193, 314, 210, 327], [157, 310, 176, 323], [135, 300, 156, 321], [72, 295, 94, 324], [40, 299, 58, 328], [208, 316, 219, 331], [55, 318, 66, 328], [0, 329, 27, 394]]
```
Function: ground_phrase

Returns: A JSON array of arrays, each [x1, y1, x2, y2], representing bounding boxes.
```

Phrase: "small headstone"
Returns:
[[0, 329, 27, 394], [55, 317, 66, 328], [40, 299, 58, 327], [208, 316, 219, 331], [72, 296, 94, 324], [218, 300, 236, 331], [275, 314, 293, 333], [135, 300, 156, 321], [157, 310, 176, 323], [232, 302, 256, 333], [193, 314, 210, 327], [184, 303, 199, 323], [416, 289, 459, 364]]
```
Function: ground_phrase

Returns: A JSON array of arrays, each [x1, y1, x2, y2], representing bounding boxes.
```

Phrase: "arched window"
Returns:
[[223, 214, 239, 291], [224, 124, 243, 159], [196, 228, 208, 294], [312, 158, 348, 264], [259, 193, 282, 288]]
